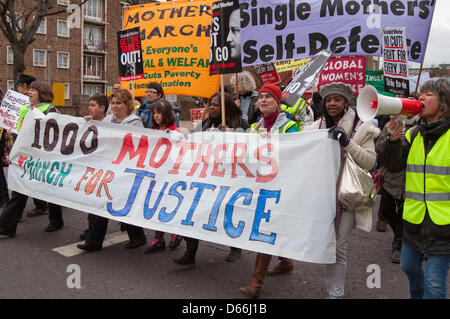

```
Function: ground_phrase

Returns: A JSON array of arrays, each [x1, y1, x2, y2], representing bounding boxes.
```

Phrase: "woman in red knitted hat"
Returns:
[[240, 84, 299, 298]]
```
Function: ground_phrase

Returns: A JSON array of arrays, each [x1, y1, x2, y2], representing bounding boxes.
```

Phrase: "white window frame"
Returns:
[[57, 19, 70, 38], [64, 83, 70, 100], [57, 51, 70, 69], [83, 55, 103, 79], [7, 80, 15, 91], [84, 0, 104, 21], [33, 49, 47, 67], [83, 84, 104, 96], [36, 17, 47, 34], [7, 46, 14, 64]]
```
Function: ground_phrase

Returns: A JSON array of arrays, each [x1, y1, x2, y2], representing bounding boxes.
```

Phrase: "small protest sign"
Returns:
[[382, 27, 410, 96], [318, 56, 366, 96], [209, 0, 242, 75], [118, 27, 144, 82], [254, 63, 280, 85], [282, 50, 333, 107], [0, 89, 29, 134]]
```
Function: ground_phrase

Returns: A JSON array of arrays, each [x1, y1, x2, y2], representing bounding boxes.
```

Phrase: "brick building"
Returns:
[[0, 0, 123, 110]]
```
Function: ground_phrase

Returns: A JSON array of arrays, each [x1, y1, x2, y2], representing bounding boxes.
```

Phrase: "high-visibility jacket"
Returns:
[[250, 112, 298, 134], [280, 98, 307, 129], [404, 127, 450, 226], [17, 103, 55, 132]]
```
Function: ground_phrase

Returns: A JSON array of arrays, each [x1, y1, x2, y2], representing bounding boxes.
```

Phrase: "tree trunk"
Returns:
[[12, 44, 26, 88]]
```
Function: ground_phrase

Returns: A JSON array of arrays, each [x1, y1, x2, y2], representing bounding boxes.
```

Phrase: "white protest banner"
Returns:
[[382, 27, 410, 96], [9, 111, 340, 264], [0, 90, 29, 134], [240, 0, 435, 66]]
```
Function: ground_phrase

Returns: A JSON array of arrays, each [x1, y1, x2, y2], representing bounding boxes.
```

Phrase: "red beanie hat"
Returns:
[[259, 84, 282, 105]]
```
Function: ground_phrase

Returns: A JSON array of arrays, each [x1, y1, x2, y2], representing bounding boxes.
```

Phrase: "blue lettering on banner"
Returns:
[[250, 189, 280, 245], [181, 182, 216, 226], [105, 169, 279, 245], [144, 181, 168, 220], [224, 188, 253, 238], [107, 169, 156, 217], [158, 181, 187, 222], [203, 186, 230, 232]]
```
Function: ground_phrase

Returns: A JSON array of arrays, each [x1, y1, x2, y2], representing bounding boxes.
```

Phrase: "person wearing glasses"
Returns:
[[136, 82, 164, 128]]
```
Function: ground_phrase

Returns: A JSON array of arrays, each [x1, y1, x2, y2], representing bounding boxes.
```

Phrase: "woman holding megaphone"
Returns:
[[304, 82, 380, 299], [383, 78, 450, 299]]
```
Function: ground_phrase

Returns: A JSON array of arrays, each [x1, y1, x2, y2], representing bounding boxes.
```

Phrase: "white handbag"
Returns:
[[338, 152, 377, 211]]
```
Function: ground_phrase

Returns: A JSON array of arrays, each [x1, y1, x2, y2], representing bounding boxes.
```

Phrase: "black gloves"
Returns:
[[328, 126, 350, 147]]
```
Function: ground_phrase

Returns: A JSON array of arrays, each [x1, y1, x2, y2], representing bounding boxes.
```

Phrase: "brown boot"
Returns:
[[239, 253, 272, 298], [267, 257, 294, 276]]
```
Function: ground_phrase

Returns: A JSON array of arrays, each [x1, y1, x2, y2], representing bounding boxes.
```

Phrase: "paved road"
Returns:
[[2, 195, 448, 300]]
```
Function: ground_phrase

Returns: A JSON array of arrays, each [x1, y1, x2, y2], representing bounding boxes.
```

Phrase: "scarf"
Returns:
[[263, 109, 280, 133]]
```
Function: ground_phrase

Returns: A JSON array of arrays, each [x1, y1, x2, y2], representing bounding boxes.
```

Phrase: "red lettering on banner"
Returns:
[[187, 144, 213, 178], [255, 143, 278, 183], [112, 133, 148, 168], [168, 141, 196, 175], [231, 143, 255, 179], [149, 138, 172, 168], [212, 144, 228, 177]]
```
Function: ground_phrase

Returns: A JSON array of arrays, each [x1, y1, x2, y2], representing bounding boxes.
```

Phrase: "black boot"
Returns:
[[171, 249, 196, 267]]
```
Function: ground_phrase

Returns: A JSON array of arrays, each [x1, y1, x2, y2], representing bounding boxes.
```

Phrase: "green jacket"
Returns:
[[17, 103, 56, 132]]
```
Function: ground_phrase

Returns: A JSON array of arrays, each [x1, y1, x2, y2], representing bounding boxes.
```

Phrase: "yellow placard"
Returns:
[[52, 83, 65, 106], [122, 0, 220, 98], [274, 58, 311, 73]]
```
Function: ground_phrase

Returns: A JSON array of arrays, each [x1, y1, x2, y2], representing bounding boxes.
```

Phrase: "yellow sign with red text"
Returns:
[[122, 0, 220, 98]]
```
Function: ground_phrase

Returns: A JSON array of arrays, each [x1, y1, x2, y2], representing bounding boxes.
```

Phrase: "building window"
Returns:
[[33, 49, 47, 67], [84, 25, 105, 51], [84, 0, 104, 21], [7, 80, 15, 91], [64, 83, 70, 100], [7, 46, 14, 64], [57, 20, 70, 37], [83, 84, 104, 96], [83, 55, 103, 79], [36, 17, 47, 34], [57, 52, 70, 68], [58, 0, 70, 5]]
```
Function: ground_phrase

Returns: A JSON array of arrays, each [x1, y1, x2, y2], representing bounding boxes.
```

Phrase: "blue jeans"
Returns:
[[401, 243, 450, 299]]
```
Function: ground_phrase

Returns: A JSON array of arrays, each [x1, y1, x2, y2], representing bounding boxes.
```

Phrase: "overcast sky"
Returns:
[[418, 0, 450, 67]]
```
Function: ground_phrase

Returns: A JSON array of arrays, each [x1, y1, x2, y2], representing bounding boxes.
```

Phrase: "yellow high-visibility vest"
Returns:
[[404, 127, 450, 225]]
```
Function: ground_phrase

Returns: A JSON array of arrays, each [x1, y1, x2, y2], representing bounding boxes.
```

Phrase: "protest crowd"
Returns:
[[0, 0, 449, 300]]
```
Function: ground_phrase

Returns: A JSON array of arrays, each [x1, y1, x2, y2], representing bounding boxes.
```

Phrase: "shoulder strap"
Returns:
[[409, 125, 420, 144]]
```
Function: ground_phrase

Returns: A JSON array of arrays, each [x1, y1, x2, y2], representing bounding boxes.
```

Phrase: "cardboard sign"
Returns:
[[382, 27, 410, 96], [209, 0, 242, 75], [282, 50, 333, 107], [118, 27, 145, 82], [254, 63, 280, 85], [0, 90, 29, 134]]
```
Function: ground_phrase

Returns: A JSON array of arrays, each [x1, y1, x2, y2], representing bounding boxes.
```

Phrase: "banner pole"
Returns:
[[414, 63, 423, 97], [221, 75, 226, 128], [235, 73, 239, 101]]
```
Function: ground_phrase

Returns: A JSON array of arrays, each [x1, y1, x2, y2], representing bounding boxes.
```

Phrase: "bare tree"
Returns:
[[0, 0, 87, 85]]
